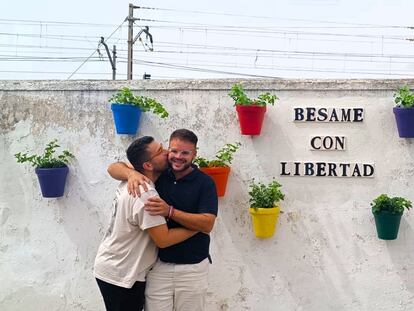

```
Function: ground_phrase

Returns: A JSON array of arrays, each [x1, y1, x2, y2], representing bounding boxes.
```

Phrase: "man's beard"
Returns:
[[169, 159, 192, 172]]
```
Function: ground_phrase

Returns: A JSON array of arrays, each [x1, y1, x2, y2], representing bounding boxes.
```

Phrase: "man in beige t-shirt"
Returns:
[[94, 136, 196, 311]]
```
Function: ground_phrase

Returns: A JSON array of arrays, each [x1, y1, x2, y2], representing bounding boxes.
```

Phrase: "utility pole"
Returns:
[[127, 3, 153, 80], [100, 37, 117, 80], [127, 3, 135, 80], [112, 45, 117, 80]]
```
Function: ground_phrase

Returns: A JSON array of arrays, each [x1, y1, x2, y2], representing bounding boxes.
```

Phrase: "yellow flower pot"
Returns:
[[249, 206, 280, 238]]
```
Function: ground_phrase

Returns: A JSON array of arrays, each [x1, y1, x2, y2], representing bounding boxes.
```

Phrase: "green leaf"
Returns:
[[194, 142, 241, 168], [249, 179, 285, 209], [109, 87, 169, 118], [394, 85, 414, 108], [228, 83, 278, 107], [371, 194, 412, 214], [15, 139, 74, 168]]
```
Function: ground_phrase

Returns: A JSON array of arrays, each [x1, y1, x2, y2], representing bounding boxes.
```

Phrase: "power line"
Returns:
[[123, 59, 414, 78], [122, 59, 280, 78], [0, 32, 108, 43], [137, 6, 410, 29], [134, 19, 410, 41], [133, 25, 411, 45], [0, 18, 119, 27], [130, 57, 414, 74], [0, 49, 111, 56], [0, 43, 122, 51], [148, 43, 414, 60], [0, 70, 123, 75], [2, 28, 410, 48], [0, 56, 105, 62], [126, 53, 414, 67], [0, 15, 409, 29]]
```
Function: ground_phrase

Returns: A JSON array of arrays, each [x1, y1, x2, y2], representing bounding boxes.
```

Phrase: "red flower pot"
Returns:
[[236, 105, 266, 135]]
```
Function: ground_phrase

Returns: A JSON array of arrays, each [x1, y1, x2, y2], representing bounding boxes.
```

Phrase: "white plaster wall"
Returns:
[[1, 80, 414, 311]]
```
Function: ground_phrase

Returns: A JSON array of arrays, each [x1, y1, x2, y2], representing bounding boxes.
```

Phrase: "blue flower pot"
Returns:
[[111, 103, 141, 135], [393, 107, 414, 138], [35, 166, 69, 198]]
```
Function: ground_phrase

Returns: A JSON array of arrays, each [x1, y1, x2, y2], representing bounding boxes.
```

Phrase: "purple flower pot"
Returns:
[[111, 103, 141, 135], [35, 166, 69, 198], [393, 107, 414, 138]]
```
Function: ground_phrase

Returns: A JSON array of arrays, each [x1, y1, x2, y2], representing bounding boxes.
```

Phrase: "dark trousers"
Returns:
[[96, 278, 146, 311]]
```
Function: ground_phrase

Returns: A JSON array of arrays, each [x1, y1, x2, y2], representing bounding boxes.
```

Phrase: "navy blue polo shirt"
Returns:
[[155, 165, 218, 264]]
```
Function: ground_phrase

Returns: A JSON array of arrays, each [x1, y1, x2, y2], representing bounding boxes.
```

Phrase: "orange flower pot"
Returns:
[[200, 166, 231, 197]]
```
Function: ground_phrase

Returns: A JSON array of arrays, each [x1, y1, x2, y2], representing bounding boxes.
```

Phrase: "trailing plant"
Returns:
[[228, 83, 279, 107], [371, 194, 412, 214], [15, 139, 74, 168], [394, 86, 414, 108], [194, 142, 241, 168], [109, 87, 169, 118], [249, 179, 285, 210]]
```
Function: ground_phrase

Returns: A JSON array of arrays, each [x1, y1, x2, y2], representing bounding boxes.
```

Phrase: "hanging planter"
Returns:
[[249, 206, 280, 238], [228, 83, 278, 136], [111, 103, 142, 134], [236, 105, 266, 135], [200, 166, 230, 197], [248, 179, 285, 238], [194, 142, 241, 197], [109, 87, 169, 135], [15, 139, 74, 198], [393, 107, 414, 138], [393, 86, 414, 138], [371, 194, 412, 240], [35, 166, 69, 198]]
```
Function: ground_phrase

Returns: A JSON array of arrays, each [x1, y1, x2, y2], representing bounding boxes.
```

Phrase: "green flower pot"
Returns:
[[373, 210, 403, 240]]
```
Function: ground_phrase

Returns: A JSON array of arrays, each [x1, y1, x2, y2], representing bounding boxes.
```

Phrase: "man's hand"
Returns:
[[145, 197, 170, 217], [127, 170, 150, 197], [107, 161, 150, 197]]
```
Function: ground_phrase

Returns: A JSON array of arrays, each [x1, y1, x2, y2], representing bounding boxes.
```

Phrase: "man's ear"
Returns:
[[142, 161, 153, 171]]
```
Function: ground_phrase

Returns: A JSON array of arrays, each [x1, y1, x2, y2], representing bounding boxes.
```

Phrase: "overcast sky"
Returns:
[[1, 0, 414, 80]]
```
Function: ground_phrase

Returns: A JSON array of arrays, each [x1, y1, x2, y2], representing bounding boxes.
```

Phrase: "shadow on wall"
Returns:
[[57, 158, 106, 269], [387, 218, 414, 295], [217, 189, 362, 310]]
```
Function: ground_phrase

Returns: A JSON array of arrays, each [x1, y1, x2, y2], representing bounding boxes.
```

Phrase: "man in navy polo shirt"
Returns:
[[107, 129, 218, 311]]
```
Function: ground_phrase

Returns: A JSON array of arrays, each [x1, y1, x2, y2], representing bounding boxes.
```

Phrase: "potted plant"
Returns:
[[393, 85, 414, 138], [371, 194, 412, 240], [15, 139, 74, 198], [194, 142, 241, 197], [228, 83, 279, 135], [109, 87, 169, 135], [248, 179, 285, 238]]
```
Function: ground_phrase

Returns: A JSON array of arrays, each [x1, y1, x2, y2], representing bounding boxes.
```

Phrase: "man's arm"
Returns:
[[145, 197, 216, 233], [147, 224, 197, 248], [172, 209, 216, 233], [107, 161, 149, 196]]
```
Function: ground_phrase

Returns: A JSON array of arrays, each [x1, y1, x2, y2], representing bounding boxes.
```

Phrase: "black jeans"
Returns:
[[96, 278, 146, 311]]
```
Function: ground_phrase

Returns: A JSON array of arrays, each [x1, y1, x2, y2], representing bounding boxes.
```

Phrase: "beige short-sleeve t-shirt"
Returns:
[[94, 181, 166, 288]]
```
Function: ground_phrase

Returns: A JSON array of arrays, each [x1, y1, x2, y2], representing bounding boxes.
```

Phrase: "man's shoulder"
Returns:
[[117, 181, 156, 205]]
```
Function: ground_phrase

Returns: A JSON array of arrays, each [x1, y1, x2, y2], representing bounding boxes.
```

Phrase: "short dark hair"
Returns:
[[126, 136, 154, 173], [169, 129, 198, 146]]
